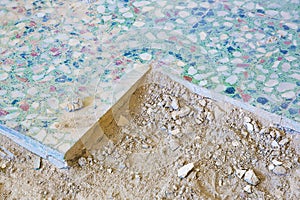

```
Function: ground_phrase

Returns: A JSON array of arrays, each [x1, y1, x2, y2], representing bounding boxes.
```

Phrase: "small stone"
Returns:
[[206, 111, 214, 121], [198, 99, 207, 107], [227, 166, 233, 175], [268, 164, 275, 171], [235, 169, 246, 179], [178, 106, 191, 117], [271, 140, 280, 148], [33, 157, 41, 170], [244, 116, 251, 123], [170, 129, 180, 135], [107, 168, 113, 173], [273, 166, 287, 175], [272, 159, 283, 166], [78, 157, 87, 167], [245, 123, 254, 133], [241, 129, 248, 137], [171, 98, 179, 110], [244, 169, 260, 186], [66, 98, 83, 112], [243, 185, 252, 194], [232, 140, 239, 147], [259, 128, 268, 135], [178, 163, 194, 178], [169, 138, 180, 151], [1, 163, 7, 169], [279, 138, 289, 146]]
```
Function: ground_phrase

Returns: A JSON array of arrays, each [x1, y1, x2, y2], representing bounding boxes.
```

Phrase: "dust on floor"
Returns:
[[1, 73, 300, 199]]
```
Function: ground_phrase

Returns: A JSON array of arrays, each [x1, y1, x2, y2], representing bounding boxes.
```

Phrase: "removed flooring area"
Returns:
[[1, 72, 300, 199]]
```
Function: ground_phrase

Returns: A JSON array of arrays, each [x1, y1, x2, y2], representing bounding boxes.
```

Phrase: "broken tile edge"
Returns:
[[0, 124, 67, 168], [156, 67, 300, 133]]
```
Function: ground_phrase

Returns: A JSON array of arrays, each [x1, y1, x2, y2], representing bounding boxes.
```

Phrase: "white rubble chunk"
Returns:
[[235, 169, 246, 179], [34, 157, 41, 170], [272, 159, 283, 166], [178, 163, 194, 178], [279, 138, 289, 146], [271, 140, 280, 148], [273, 166, 287, 175], [245, 123, 254, 133], [244, 116, 251, 123], [244, 169, 260, 186], [171, 98, 179, 110], [243, 185, 252, 193]]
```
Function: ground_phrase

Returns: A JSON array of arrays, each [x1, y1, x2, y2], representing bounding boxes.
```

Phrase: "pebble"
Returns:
[[272, 166, 287, 175], [178, 163, 194, 178], [235, 169, 246, 179], [244, 116, 251, 123], [245, 123, 254, 133], [78, 157, 87, 167], [271, 140, 280, 148], [170, 129, 181, 136], [243, 185, 252, 194], [171, 98, 179, 110], [139, 53, 152, 61], [279, 138, 289, 146], [272, 159, 283, 166], [268, 164, 275, 171], [33, 157, 41, 170], [169, 138, 180, 151], [244, 169, 260, 186], [66, 98, 83, 112], [178, 106, 191, 117], [232, 140, 239, 147]]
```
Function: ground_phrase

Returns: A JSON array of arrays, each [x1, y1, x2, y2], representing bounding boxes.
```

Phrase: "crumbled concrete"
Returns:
[[244, 169, 260, 186], [178, 163, 194, 178]]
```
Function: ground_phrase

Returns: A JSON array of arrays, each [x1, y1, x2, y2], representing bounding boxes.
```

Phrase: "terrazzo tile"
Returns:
[[0, 0, 299, 166]]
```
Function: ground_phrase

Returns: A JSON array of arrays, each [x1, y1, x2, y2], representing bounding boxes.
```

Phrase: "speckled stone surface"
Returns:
[[0, 0, 299, 166]]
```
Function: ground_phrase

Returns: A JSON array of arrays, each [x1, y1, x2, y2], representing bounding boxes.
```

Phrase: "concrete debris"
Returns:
[[279, 138, 289, 146], [271, 140, 280, 148], [259, 128, 268, 135], [169, 138, 180, 151], [241, 129, 248, 137], [232, 140, 239, 147], [272, 159, 283, 166], [66, 98, 83, 112], [107, 168, 113, 173], [171, 98, 179, 110], [244, 169, 260, 186], [244, 116, 251, 123], [198, 99, 207, 107], [245, 123, 254, 133], [235, 169, 246, 179], [178, 163, 194, 178], [1, 162, 7, 169], [33, 157, 41, 170], [206, 111, 214, 121], [243, 185, 252, 194], [78, 157, 87, 167], [178, 106, 191, 117], [170, 129, 181, 136], [268, 164, 275, 171], [272, 166, 287, 175]]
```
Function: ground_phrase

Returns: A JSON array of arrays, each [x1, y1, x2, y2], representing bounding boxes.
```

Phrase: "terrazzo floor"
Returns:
[[0, 0, 299, 167]]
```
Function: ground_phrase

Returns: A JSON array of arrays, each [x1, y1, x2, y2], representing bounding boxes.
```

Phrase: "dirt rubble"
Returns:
[[1, 73, 300, 199]]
